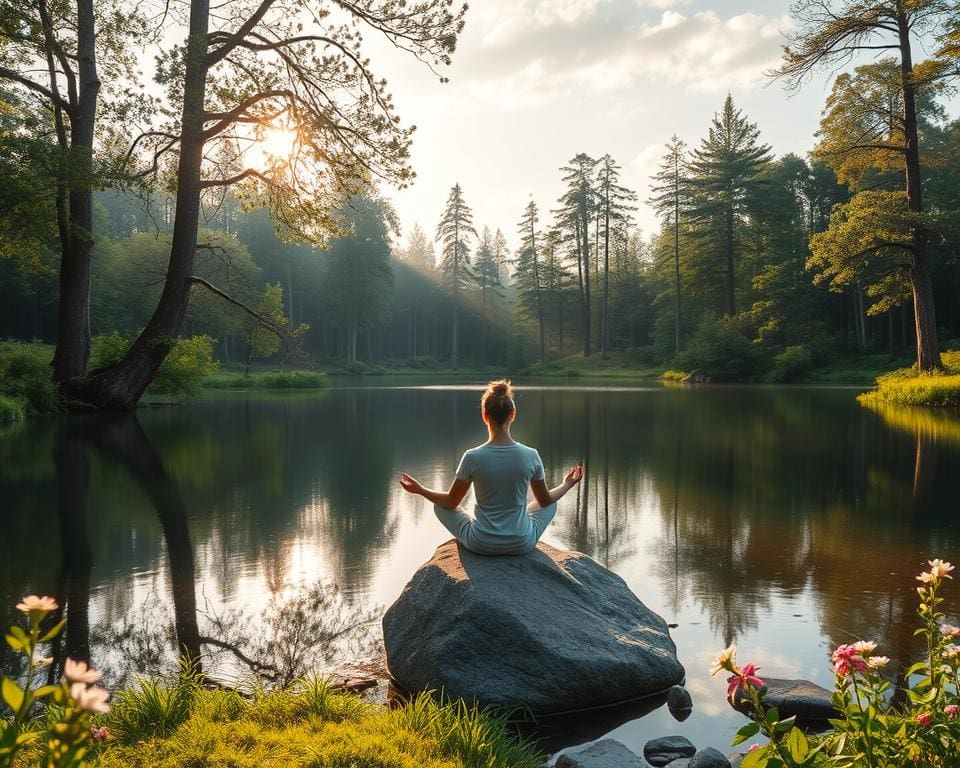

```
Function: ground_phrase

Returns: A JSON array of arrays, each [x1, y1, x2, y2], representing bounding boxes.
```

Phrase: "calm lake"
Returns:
[[2, 381, 960, 752]]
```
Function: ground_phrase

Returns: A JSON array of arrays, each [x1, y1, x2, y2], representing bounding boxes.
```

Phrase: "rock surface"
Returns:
[[383, 541, 684, 713], [690, 748, 732, 768], [667, 685, 693, 717], [733, 677, 837, 721], [643, 735, 697, 766], [554, 739, 646, 768]]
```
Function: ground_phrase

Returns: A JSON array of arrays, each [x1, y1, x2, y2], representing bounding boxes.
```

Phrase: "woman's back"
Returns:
[[456, 442, 544, 535]]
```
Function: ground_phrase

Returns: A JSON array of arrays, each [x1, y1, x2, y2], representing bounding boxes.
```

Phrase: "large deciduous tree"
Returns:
[[72, 0, 465, 408], [0, 0, 147, 384], [436, 182, 476, 368], [772, 0, 958, 371]]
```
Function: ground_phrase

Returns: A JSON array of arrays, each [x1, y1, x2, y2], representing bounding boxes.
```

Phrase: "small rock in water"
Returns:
[[665, 760, 691, 768], [554, 739, 646, 768], [667, 685, 693, 712], [690, 747, 732, 768], [643, 735, 697, 767], [732, 677, 837, 721]]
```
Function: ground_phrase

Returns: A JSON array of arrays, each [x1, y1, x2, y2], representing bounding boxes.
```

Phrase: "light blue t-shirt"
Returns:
[[455, 442, 545, 540]]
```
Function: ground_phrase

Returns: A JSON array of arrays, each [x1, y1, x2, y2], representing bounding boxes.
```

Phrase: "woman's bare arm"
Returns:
[[400, 473, 471, 510], [530, 464, 583, 507]]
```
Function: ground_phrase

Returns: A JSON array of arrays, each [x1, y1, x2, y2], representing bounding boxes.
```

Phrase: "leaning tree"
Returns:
[[70, 0, 465, 409]]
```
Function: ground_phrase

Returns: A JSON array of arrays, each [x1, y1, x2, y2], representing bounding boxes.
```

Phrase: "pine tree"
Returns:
[[435, 183, 477, 368], [493, 228, 510, 285], [557, 153, 598, 356], [475, 226, 504, 362], [405, 223, 436, 272], [689, 95, 772, 317], [596, 155, 637, 358], [650, 135, 691, 354], [514, 199, 546, 362]]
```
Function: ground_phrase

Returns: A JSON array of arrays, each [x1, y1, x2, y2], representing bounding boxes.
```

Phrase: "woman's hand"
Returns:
[[563, 464, 584, 488], [400, 472, 424, 496]]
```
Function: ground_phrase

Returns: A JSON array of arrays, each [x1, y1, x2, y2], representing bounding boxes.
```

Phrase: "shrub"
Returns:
[[0, 340, 59, 412], [0, 394, 26, 421], [659, 369, 689, 383], [767, 345, 814, 383], [203, 371, 327, 390], [675, 317, 762, 382], [716, 558, 960, 766], [91, 333, 219, 400], [338, 360, 386, 376]]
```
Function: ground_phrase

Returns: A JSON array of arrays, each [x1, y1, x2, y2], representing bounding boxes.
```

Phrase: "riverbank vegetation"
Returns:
[[719, 559, 960, 767], [1, 598, 541, 768], [858, 352, 960, 407], [2, 3, 960, 409]]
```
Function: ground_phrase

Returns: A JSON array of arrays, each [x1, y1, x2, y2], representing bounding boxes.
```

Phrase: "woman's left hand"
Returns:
[[564, 464, 584, 488], [400, 472, 423, 495]]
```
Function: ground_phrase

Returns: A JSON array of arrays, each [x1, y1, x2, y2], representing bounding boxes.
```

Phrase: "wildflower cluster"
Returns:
[[1, 596, 110, 767], [715, 558, 960, 768]]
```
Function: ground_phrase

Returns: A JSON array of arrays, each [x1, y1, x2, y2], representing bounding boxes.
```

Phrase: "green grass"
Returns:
[[858, 351, 960, 407], [805, 354, 910, 386], [92, 677, 543, 768], [204, 370, 329, 390], [522, 352, 663, 379], [0, 394, 26, 421]]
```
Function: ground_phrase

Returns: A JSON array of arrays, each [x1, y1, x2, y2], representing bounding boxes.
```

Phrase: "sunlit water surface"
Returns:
[[2, 381, 960, 753]]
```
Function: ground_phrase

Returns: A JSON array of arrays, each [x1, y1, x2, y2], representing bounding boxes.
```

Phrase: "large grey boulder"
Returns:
[[383, 541, 684, 714], [554, 739, 646, 768], [732, 678, 837, 721]]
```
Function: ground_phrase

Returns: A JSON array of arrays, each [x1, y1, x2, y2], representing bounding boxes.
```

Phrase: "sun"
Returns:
[[261, 126, 298, 158]]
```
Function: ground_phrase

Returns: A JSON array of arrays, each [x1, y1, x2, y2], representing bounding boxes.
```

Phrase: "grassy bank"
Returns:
[[858, 351, 960, 407], [203, 370, 329, 390], [91, 676, 541, 768], [0, 341, 58, 418]]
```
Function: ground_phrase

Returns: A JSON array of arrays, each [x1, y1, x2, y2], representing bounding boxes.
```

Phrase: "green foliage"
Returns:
[[659, 370, 689, 382], [768, 345, 814, 383], [0, 394, 25, 422], [1, 597, 110, 767], [717, 559, 960, 767], [204, 371, 328, 390], [109, 665, 203, 744], [675, 317, 762, 382], [94, 682, 541, 768], [859, 351, 960, 406], [91, 333, 219, 400], [0, 341, 59, 413]]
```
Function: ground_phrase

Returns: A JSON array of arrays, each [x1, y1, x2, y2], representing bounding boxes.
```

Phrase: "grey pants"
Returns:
[[433, 501, 557, 555]]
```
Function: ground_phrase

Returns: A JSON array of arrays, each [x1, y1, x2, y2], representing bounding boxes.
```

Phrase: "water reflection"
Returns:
[[1, 384, 959, 749]]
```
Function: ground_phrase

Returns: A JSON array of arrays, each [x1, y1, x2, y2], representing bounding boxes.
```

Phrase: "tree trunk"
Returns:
[[724, 204, 735, 317], [674, 170, 682, 355], [68, 0, 210, 408], [898, 10, 942, 372], [602, 190, 610, 359], [52, 0, 100, 385], [580, 192, 592, 357]]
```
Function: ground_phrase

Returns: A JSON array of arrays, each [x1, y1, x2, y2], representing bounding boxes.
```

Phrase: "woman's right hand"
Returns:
[[400, 472, 424, 495], [564, 464, 583, 488]]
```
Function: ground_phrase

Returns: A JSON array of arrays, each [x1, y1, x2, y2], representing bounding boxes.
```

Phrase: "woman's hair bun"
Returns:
[[481, 379, 515, 424], [490, 380, 512, 398]]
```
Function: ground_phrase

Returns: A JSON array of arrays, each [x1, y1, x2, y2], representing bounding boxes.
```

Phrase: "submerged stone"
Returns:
[[732, 677, 837, 721], [643, 735, 697, 766], [382, 541, 684, 714], [554, 739, 646, 768]]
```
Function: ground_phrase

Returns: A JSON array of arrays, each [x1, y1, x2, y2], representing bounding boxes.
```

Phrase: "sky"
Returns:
[[368, 0, 832, 249]]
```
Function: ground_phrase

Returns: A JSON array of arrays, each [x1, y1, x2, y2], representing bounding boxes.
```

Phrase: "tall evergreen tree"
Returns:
[[650, 136, 691, 354], [493, 228, 510, 285], [689, 95, 772, 317], [514, 200, 546, 362], [557, 153, 597, 356], [475, 226, 504, 362], [596, 155, 637, 358], [405, 223, 436, 272], [435, 183, 477, 368]]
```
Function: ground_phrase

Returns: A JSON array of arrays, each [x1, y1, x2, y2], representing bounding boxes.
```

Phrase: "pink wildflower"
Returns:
[[726, 663, 764, 702], [16, 595, 57, 614], [831, 644, 869, 677], [941, 624, 960, 638], [89, 725, 109, 741], [916, 712, 932, 726], [63, 659, 102, 685], [748, 744, 761, 753], [945, 705, 959, 717]]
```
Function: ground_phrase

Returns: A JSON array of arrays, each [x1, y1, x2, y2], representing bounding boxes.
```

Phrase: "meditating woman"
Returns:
[[399, 379, 583, 555]]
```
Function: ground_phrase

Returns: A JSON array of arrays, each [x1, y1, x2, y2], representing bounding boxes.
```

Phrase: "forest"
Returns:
[[1, 0, 960, 408]]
